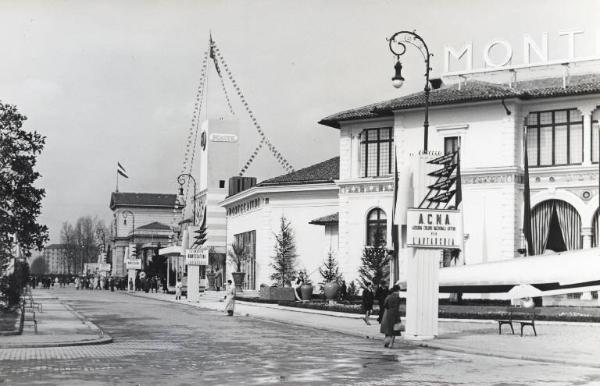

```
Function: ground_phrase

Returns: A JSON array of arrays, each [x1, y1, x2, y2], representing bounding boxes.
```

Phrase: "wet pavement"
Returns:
[[1, 288, 599, 385]]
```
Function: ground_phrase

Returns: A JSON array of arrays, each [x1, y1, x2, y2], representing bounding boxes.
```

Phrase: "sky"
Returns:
[[1, 0, 598, 244]]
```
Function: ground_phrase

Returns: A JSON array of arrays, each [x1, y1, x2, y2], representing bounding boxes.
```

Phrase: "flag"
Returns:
[[523, 126, 534, 256], [209, 33, 222, 77], [391, 153, 400, 280], [118, 169, 129, 179], [118, 162, 127, 173], [455, 149, 462, 208]]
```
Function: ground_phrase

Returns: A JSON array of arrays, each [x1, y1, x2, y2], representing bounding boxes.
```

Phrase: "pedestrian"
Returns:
[[214, 268, 223, 291], [292, 275, 303, 301], [162, 277, 168, 293], [375, 281, 389, 324], [361, 281, 375, 325], [224, 279, 236, 316], [339, 280, 347, 302], [380, 285, 402, 348], [128, 277, 134, 291], [175, 277, 183, 301], [109, 276, 115, 292]]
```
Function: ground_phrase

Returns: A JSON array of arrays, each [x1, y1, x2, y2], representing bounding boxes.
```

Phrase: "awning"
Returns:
[[159, 245, 183, 256], [309, 212, 339, 226]]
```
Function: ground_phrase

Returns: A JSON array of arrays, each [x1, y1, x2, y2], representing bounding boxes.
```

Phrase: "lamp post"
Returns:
[[122, 210, 135, 243], [388, 30, 432, 152], [177, 173, 197, 224]]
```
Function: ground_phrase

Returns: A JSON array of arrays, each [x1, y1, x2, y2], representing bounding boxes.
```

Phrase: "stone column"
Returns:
[[187, 265, 200, 302], [351, 131, 361, 178], [582, 227, 592, 249]]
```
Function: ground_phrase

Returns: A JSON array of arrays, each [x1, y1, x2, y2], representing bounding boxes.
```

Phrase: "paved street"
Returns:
[[1, 289, 600, 385]]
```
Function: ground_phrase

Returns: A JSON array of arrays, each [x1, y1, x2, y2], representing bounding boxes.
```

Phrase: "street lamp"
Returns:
[[122, 209, 135, 242], [177, 173, 197, 224], [388, 30, 433, 152]]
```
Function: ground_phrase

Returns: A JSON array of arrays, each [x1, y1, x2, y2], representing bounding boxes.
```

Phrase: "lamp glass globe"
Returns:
[[392, 78, 404, 89]]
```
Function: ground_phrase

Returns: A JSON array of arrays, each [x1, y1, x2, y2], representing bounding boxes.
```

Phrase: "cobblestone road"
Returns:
[[1, 289, 599, 385]]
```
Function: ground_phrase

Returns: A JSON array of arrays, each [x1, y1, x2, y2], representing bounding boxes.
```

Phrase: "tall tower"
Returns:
[[196, 119, 240, 255]]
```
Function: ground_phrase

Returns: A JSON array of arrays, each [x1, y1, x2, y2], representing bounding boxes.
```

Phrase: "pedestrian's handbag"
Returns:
[[393, 321, 405, 332]]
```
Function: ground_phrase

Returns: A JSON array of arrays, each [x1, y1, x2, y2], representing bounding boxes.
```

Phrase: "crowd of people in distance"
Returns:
[[27, 273, 169, 293]]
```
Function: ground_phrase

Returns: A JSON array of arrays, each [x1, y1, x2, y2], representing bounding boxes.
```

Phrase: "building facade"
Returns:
[[109, 192, 181, 277], [320, 73, 600, 295], [39, 244, 69, 275]]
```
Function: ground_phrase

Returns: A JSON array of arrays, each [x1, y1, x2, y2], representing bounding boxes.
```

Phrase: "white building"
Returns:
[[222, 72, 600, 298], [221, 157, 339, 288]]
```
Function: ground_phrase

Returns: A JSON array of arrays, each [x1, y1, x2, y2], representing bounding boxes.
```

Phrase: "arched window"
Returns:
[[531, 199, 581, 254], [366, 208, 387, 246]]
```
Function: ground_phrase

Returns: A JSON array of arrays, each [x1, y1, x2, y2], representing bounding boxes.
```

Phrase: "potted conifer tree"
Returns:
[[319, 250, 343, 303], [228, 243, 248, 292]]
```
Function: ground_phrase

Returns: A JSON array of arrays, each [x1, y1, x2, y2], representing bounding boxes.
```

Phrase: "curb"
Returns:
[[0, 297, 114, 349]]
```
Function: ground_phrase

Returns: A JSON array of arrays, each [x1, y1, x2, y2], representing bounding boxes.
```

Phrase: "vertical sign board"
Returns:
[[406, 209, 462, 249], [185, 249, 209, 266], [185, 249, 208, 303]]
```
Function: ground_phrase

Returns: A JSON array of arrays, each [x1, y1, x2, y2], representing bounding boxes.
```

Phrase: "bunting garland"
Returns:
[[211, 40, 294, 175]]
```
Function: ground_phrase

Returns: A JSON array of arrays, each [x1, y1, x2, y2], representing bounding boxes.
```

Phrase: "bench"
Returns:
[[22, 295, 42, 313], [21, 305, 38, 333], [497, 306, 539, 336]]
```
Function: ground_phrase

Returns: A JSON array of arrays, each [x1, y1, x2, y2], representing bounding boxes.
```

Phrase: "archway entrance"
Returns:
[[531, 200, 581, 254]]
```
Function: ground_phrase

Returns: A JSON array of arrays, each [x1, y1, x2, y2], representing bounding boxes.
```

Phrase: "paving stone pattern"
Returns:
[[1, 289, 599, 385]]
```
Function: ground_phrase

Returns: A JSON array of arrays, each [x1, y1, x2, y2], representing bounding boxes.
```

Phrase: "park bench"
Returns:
[[21, 304, 38, 333], [497, 306, 539, 336]]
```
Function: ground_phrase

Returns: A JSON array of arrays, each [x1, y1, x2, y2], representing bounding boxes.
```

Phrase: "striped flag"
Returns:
[[391, 153, 400, 280], [117, 162, 128, 178]]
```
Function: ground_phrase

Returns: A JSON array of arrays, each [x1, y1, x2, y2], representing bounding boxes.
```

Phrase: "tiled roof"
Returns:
[[309, 213, 339, 225], [319, 73, 600, 128], [258, 156, 339, 186], [136, 221, 171, 231], [110, 192, 179, 210], [44, 244, 66, 249]]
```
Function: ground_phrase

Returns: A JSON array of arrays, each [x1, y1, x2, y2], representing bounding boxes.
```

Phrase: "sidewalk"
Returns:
[[129, 290, 600, 368], [0, 289, 112, 348]]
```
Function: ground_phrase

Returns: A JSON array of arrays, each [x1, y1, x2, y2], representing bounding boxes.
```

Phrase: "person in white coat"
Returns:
[[224, 280, 236, 316]]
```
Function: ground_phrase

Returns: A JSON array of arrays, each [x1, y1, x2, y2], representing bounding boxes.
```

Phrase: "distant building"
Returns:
[[109, 192, 182, 277], [39, 244, 69, 275]]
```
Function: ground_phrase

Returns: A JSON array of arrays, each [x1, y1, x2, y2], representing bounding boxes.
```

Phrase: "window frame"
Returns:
[[360, 127, 393, 177], [366, 208, 387, 247], [526, 108, 583, 168], [590, 118, 599, 164]]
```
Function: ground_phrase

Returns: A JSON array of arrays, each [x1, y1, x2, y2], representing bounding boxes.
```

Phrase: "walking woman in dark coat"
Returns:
[[380, 285, 402, 348]]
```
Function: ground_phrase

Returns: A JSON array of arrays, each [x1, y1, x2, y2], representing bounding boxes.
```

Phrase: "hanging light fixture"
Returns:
[[392, 60, 405, 89]]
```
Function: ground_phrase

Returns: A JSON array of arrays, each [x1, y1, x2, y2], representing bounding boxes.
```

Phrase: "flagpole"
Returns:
[[457, 146, 466, 265], [116, 170, 119, 192]]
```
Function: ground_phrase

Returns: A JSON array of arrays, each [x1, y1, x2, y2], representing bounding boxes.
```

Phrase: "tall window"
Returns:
[[591, 111, 599, 163], [360, 128, 393, 177], [526, 109, 583, 167], [444, 136, 460, 155], [366, 208, 387, 246], [234, 230, 256, 290]]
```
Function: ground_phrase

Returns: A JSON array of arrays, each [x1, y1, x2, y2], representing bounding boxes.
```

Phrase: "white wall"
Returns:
[[224, 188, 338, 288]]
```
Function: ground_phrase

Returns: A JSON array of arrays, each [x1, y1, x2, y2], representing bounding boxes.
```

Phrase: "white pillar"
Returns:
[[188, 265, 200, 302], [351, 131, 361, 178], [582, 227, 592, 249], [405, 248, 440, 340], [404, 153, 440, 340]]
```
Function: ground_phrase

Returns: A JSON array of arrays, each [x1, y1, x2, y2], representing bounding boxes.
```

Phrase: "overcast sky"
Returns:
[[2, 0, 598, 245]]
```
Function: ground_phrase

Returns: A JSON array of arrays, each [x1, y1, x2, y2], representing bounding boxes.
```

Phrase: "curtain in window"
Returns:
[[593, 210, 600, 247], [531, 200, 554, 255], [554, 201, 582, 250]]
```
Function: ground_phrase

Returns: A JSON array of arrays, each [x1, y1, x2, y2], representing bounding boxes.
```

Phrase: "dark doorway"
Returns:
[[545, 207, 567, 253]]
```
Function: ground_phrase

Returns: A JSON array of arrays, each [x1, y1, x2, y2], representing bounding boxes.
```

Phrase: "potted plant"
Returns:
[[299, 268, 313, 301], [319, 250, 342, 303], [228, 243, 248, 292], [205, 248, 219, 291]]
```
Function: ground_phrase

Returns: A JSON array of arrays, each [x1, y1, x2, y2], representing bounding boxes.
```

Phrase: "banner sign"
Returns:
[[407, 208, 462, 249], [99, 263, 111, 272], [126, 259, 141, 270], [209, 133, 238, 143], [186, 249, 208, 266]]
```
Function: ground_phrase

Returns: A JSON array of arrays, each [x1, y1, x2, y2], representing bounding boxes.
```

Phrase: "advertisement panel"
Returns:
[[407, 208, 462, 249]]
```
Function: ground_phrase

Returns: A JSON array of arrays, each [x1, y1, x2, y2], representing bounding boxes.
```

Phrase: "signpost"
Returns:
[[185, 248, 208, 302], [127, 244, 139, 292]]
